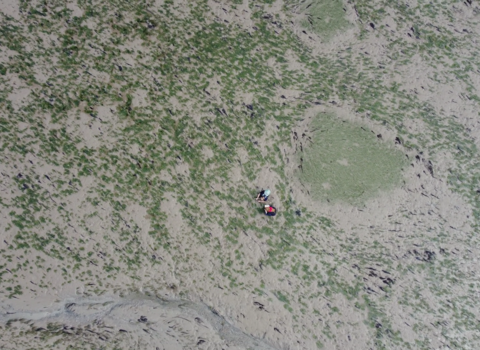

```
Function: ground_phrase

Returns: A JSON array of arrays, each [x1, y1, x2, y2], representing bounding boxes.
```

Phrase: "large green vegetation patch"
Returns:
[[299, 113, 407, 205], [286, 0, 352, 39]]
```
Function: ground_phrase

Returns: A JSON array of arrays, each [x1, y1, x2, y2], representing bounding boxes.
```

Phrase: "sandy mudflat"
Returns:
[[1, 0, 480, 349]]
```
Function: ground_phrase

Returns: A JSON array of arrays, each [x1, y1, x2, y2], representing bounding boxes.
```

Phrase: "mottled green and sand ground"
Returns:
[[1, 0, 480, 349]]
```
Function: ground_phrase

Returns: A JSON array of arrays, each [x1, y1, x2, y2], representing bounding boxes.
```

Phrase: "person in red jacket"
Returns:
[[264, 204, 277, 216]]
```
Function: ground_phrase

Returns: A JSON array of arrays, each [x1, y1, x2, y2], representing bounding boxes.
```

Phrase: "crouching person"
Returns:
[[256, 189, 271, 203], [264, 204, 277, 216]]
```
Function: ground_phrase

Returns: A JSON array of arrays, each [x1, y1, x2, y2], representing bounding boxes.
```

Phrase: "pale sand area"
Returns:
[[1, 0, 480, 349]]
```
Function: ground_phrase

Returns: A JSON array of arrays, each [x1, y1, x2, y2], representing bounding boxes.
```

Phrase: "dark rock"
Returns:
[[424, 250, 435, 261], [254, 301, 265, 310], [424, 160, 434, 177], [65, 303, 75, 311], [382, 278, 394, 286]]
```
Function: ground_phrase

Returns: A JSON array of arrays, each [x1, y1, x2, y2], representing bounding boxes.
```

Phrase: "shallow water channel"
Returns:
[[0, 293, 278, 349]]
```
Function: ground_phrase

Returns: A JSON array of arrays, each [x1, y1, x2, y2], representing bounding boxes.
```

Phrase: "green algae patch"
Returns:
[[287, 0, 352, 39], [299, 114, 407, 205]]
